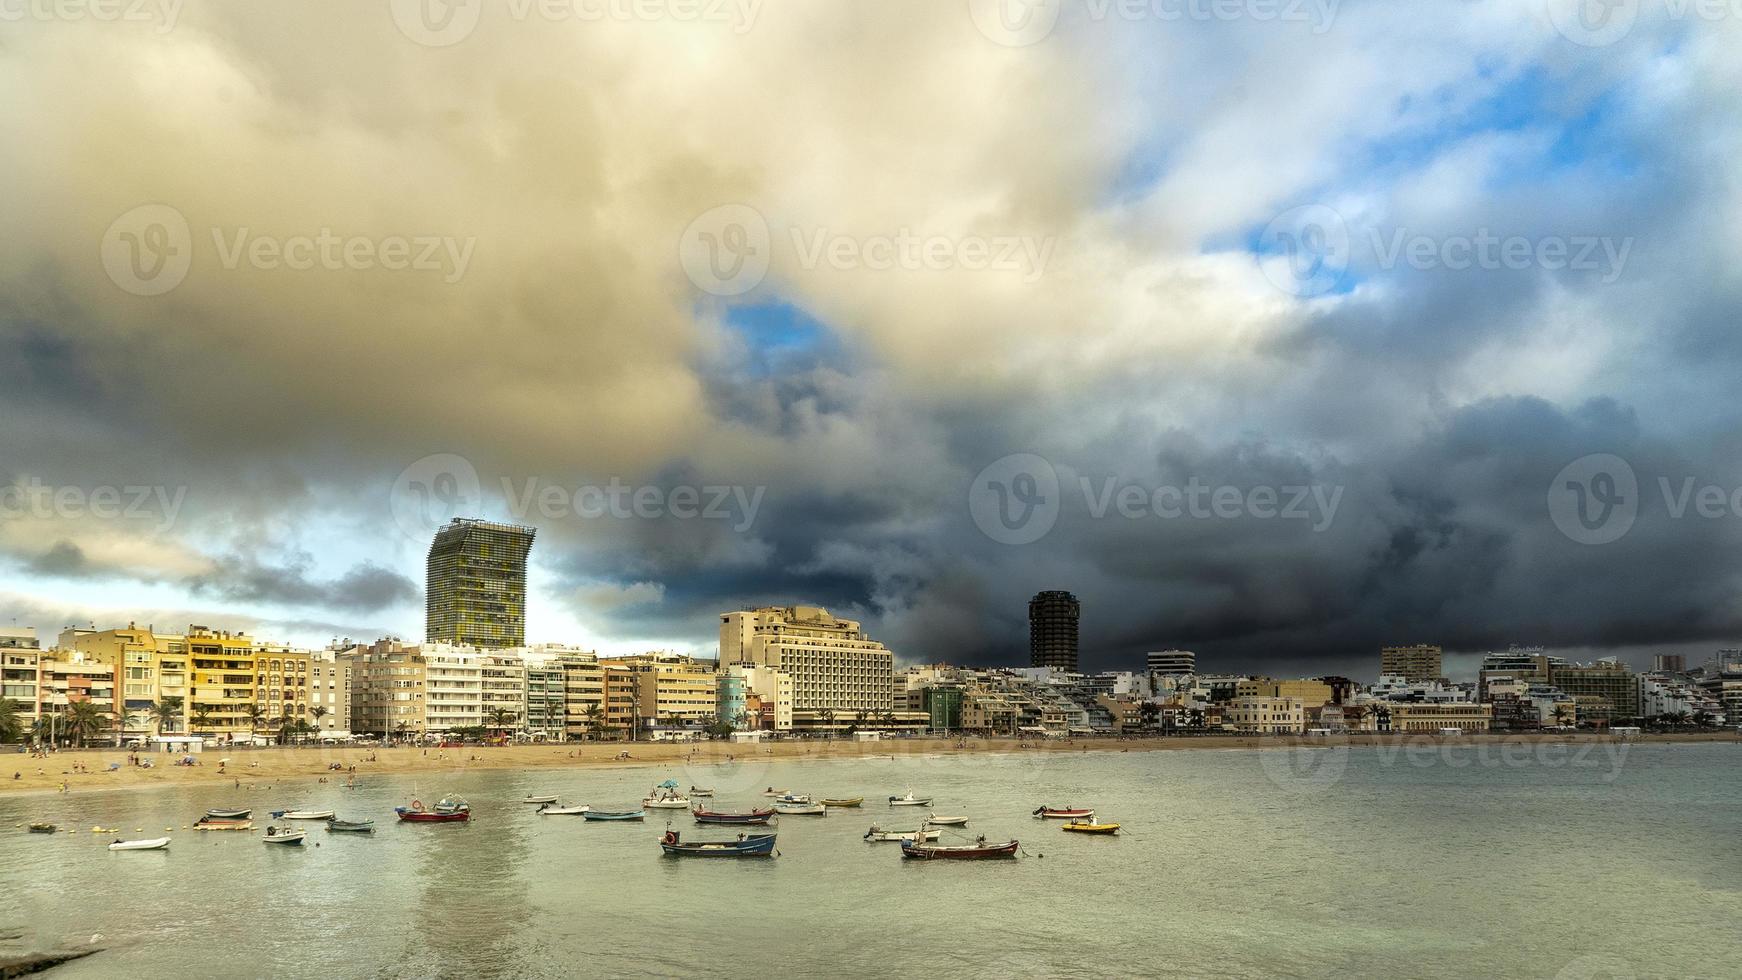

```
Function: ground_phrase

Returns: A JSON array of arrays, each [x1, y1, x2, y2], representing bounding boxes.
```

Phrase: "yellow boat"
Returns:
[[820, 797, 864, 808], [1062, 820, 1120, 835]]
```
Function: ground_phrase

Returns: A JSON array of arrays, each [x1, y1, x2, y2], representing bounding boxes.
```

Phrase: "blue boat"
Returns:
[[659, 830, 776, 857], [582, 809, 646, 822]]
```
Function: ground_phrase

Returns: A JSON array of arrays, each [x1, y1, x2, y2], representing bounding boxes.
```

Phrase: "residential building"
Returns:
[[481, 652, 526, 729], [186, 626, 258, 737], [548, 648, 605, 740], [1146, 649, 1196, 677], [1225, 696, 1305, 734], [1028, 591, 1080, 672], [1652, 654, 1686, 674], [253, 643, 313, 738], [1236, 677, 1334, 708], [0, 625, 38, 650], [728, 663, 793, 731], [720, 606, 894, 715], [603, 654, 718, 734], [36, 652, 122, 735], [308, 645, 355, 737], [422, 643, 484, 733], [347, 640, 426, 738], [1381, 644, 1444, 683], [924, 686, 964, 732], [521, 653, 568, 740], [1478, 648, 1565, 701], [2, 647, 39, 721], [425, 518, 536, 649], [716, 671, 746, 729], [1549, 658, 1641, 721]]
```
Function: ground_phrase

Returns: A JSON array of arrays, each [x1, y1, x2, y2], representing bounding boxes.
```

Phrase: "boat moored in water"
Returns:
[[1033, 806, 1094, 819], [925, 816, 969, 826], [522, 795, 558, 805], [659, 830, 776, 857], [864, 825, 941, 842], [642, 795, 691, 810], [538, 802, 590, 816], [397, 797, 472, 823], [263, 827, 306, 845], [1061, 820, 1120, 835], [28, 823, 56, 834], [773, 802, 826, 815], [109, 837, 171, 851], [274, 809, 336, 821], [205, 807, 251, 820], [899, 837, 1019, 860], [583, 809, 646, 821], [689, 786, 715, 797], [820, 797, 863, 808], [693, 807, 775, 825], [888, 791, 933, 807], [326, 818, 376, 833], [194, 818, 254, 831]]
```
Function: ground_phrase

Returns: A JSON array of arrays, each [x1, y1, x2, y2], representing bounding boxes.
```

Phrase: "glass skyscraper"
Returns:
[[1029, 590, 1080, 672], [425, 518, 536, 649]]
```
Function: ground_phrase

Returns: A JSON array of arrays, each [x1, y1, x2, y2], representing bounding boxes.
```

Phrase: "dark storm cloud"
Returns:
[[185, 558, 418, 614]]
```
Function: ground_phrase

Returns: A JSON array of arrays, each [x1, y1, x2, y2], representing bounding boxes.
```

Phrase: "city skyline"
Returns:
[[5, 5, 1742, 680]]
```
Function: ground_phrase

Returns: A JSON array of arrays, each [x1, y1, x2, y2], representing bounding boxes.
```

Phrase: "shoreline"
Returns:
[[4, 731, 1736, 800]]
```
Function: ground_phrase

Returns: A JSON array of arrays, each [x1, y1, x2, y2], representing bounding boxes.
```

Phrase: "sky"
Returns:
[[2, 1, 1741, 678]]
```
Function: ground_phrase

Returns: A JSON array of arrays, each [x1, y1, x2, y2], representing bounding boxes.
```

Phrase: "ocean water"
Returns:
[[2, 742, 1738, 979]]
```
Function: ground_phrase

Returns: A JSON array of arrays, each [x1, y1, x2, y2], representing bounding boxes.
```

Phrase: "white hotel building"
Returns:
[[720, 606, 894, 715], [422, 642, 484, 732]]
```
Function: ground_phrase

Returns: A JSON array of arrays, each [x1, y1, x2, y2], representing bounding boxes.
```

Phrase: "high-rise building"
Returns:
[[426, 518, 536, 649], [721, 606, 894, 716], [1147, 650, 1196, 676], [1381, 644, 1444, 683], [1028, 591, 1080, 672], [1652, 654, 1686, 674], [345, 639, 426, 739]]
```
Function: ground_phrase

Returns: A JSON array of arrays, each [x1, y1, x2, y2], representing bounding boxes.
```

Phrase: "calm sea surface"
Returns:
[[2, 742, 1738, 979]]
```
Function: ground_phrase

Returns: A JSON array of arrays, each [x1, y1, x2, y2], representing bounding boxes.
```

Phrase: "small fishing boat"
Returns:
[[641, 796, 691, 810], [193, 818, 254, 831], [538, 802, 590, 816], [863, 825, 941, 843], [582, 809, 645, 822], [522, 795, 558, 805], [926, 816, 969, 826], [774, 794, 812, 805], [772, 802, 826, 815], [689, 786, 714, 797], [205, 807, 251, 820], [762, 788, 789, 797], [900, 837, 1019, 860], [109, 837, 171, 851], [28, 823, 56, 834], [326, 818, 376, 833], [1033, 806, 1094, 819], [274, 809, 336, 821], [396, 798, 471, 823], [659, 829, 776, 858], [888, 791, 933, 807], [693, 807, 775, 825], [1062, 820, 1120, 835], [820, 797, 864, 808], [262, 827, 306, 846]]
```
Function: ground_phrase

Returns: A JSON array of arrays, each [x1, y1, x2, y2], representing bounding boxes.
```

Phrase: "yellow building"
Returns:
[[720, 606, 894, 714], [186, 626, 258, 737], [601, 654, 719, 735], [1235, 677, 1333, 708], [1388, 702, 1493, 733], [345, 640, 427, 739], [254, 643, 313, 737], [1225, 696, 1305, 734]]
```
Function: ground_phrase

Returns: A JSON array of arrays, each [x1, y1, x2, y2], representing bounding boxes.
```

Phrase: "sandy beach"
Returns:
[[4, 730, 1736, 798]]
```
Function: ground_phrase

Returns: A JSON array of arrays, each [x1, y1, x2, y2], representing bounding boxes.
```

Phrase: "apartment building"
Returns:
[[185, 626, 257, 736], [308, 645, 354, 736], [1380, 644, 1444, 683], [253, 643, 313, 736], [345, 640, 427, 738], [602, 654, 719, 734], [720, 606, 894, 715], [481, 652, 526, 728], [2, 627, 40, 722], [1225, 695, 1305, 734], [422, 643, 484, 733], [1387, 702, 1493, 732]]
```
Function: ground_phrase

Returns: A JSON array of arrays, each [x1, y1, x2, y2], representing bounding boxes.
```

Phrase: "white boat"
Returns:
[[642, 796, 691, 810], [276, 809, 336, 820], [772, 802, 826, 815], [774, 794, 812, 804], [888, 791, 933, 807], [926, 815, 969, 826], [689, 787, 714, 797], [263, 828, 307, 845], [523, 795, 558, 805], [538, 803, 590, 815], [761, 788, 789, 797], [863, 826, 941, 842], [108, 837, 171, 851]]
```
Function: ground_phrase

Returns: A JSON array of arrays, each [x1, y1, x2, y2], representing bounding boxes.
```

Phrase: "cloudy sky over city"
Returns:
[[2, 1, 1740, 675]]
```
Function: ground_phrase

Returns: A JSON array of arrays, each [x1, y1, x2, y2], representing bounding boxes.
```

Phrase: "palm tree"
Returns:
[[0, 698, 20, 743], [62, 700, 109, 748], [582, 704, 605, 741], [393, 721, 411, 744], [244, 703, 265, 741], [820, 707, 837, 739], [310, 705, 328, 732], [191, 708, 216, 733], [151, 696, 183, 735], [732, 710, 752, 732], [486, 707, 519, 739]]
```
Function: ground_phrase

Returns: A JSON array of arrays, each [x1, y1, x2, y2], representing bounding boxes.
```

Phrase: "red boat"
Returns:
[[396, 797, 471, 823], [1033, 806, 1094, 819], [692, 807, 776, 825], [900, 837, 1020, 860]]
